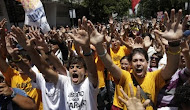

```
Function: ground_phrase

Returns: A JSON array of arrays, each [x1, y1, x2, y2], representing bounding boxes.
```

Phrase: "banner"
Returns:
[[132, 0, 140, 13], [18, 0, 50, 33]]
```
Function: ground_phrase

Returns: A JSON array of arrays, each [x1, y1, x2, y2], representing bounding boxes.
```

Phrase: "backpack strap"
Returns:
[[131, 74, 157, 110]]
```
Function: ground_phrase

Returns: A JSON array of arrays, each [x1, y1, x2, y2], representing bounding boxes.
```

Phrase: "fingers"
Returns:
[[164, 11, 169, 23], [143, 99, 150, 107], [129, 83, 134, 97], [136, 85, 141, 99], [153, 30, 163, 37], [78, 19, 82, 30], [176, 9, 182, 25], [120, 87, 129, 100], [170, 9, 175, 23], [118, 96, 128, 106], [182, 15, 189, 31]]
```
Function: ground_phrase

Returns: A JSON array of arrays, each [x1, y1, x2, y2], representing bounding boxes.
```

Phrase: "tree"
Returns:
[[81, 0, 130, 23]]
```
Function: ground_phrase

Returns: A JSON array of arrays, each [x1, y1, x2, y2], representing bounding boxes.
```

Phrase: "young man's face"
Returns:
[[120, 59, 130, 71], [131, 53, 148, 78], [111, 38, 120, 51], [69, 63, 86, 85]]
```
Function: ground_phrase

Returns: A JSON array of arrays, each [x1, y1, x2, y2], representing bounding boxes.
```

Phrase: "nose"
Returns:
[[136, 60, 142, 66]]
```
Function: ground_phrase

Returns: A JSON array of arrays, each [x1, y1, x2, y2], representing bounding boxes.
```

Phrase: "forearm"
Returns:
[[57, 41, 68, 61], [82, 47, 98, 87], [26, 48, 58, 82], [0, 55, 9, 73], [95, 44, 121, 81], [47, 52, 67, 75], [12, 94, 37, 110], [161, 46, 180, 80]]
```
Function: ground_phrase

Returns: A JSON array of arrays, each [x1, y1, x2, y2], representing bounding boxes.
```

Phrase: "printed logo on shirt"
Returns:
[[67, 91, 87, 109], [16, 81, 33, 92]]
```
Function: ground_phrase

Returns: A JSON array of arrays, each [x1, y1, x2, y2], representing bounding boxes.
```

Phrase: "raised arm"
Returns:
[[30, 31, 67, 76], [88, 20, 122, 81], [5, 33, 36, 80], [154, 9, 188, 80], [69, 17, 98, 88], [11, 26, 59, 83]]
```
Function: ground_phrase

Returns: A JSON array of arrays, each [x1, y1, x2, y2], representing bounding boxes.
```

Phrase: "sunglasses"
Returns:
[[150, 56, 159, 61]]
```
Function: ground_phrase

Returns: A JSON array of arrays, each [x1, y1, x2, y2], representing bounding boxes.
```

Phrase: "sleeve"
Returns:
[[118, 70, 129, 87], [2, 67, 19, 86], [35, 72, 45, 90], [12, 88, 28, 97], [57, 74, 69, 87], [153, 69, 166, 91], [179, 67, 190, 82]]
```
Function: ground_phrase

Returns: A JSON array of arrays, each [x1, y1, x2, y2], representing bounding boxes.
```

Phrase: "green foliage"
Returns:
[[82, 0, 130, 22]]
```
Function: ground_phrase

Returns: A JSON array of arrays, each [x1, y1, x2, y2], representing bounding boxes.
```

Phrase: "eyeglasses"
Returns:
[[150, 56, 159, 61]]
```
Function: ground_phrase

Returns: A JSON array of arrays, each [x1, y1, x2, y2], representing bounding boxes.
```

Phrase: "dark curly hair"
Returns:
[[174, 84, 190, 109]]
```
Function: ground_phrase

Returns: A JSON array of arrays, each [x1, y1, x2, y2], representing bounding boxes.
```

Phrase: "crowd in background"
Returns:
[[0, 9, 190, 110]]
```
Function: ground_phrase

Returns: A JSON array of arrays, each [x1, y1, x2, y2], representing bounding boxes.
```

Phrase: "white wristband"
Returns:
[[98, 49, 107, 57]]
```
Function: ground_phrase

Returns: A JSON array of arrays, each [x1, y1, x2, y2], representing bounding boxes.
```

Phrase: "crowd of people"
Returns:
[[0, 8, 190, 110]]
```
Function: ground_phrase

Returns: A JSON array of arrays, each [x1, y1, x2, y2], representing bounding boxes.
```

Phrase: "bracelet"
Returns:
[[167, 48, 181, 55], [12, 55, 22, 63], [98, 49, 107, 57], [83, 49, 92, 56]]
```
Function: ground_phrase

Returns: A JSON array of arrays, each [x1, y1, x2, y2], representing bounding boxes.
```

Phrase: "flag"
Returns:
[[132, 0, 140, 13], [17, 0, 50, 33]]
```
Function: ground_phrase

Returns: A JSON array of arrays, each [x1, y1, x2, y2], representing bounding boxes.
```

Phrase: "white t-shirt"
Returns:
[[34, 73, 98, 110], [34, 73, 65, 110], [61, 75, 99, 110]]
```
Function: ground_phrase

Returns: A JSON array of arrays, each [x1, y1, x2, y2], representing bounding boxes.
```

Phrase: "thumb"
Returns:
[[153, 30, 163, 36]]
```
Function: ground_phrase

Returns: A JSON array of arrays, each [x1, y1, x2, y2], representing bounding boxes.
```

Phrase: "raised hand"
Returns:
[[29, 31, 49, 52], [11, 26, 35, 50], [68, 17, 90, 48], [118, 84, 150, 110], [143, 36, 152, 49], [5, 33, 19, 55], [154, 9, 188, 41], [88, 20, 104, 46], [133, 37, 144, 49]]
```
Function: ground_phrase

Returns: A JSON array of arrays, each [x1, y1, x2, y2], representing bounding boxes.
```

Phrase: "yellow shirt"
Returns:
[[95, 56, 106, 88], [110, 46, 131, 67], [118, 69, 165, 110], [3, 67, 43, 110]]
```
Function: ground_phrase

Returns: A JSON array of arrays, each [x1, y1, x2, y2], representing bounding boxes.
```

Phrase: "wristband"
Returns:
[[168, 41, 180, 47], [12, 55, 22, 63], [167, 48, 181, 55], [98, 49, 107, 57], [83, 49, 92, 56]]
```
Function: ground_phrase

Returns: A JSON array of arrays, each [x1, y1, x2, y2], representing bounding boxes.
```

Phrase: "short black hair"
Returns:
[[120, 56, 129, 63], [128, 48, 148, 62], [174, 84, 190, 109], [67, 56, 87, 70], [152, 52, 163, 60]]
